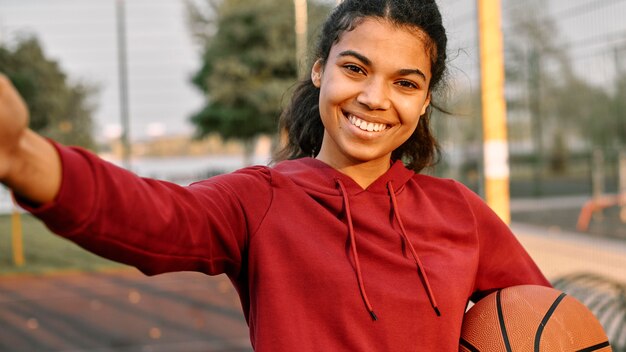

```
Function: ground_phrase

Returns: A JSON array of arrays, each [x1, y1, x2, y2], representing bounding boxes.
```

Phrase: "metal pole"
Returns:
[[616, 46, 624, 76], [11, 198, 24, 267], [592, 149, 605, 199], [116, 0, 131, 169], [619, 151, 626, 223], [477, 0, 510, 223], [592, 148, 605, 221], [294, 0, 308, 79], [528, 48, 544, 197]]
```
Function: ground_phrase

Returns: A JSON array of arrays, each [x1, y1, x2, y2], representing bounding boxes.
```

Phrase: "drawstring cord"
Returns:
[[387, 181, 441, 317], [335, 179, 378, 321], [334, 178, 441, 320]]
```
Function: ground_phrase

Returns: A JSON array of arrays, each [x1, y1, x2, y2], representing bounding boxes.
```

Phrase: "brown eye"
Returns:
[[396, 80, 418, 89], [344, 64, 365, 74]]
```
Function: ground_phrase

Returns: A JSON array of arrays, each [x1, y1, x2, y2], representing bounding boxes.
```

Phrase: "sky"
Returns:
[[0, 0, 481, 143], [0, 0, 204, 141], [0, 0, 623, 142]]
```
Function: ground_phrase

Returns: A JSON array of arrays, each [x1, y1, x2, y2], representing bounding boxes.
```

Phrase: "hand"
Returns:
[[0, 74, 29, 181]]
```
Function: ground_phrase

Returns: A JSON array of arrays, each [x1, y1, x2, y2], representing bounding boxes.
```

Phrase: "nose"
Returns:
[[356, 78, 391, 111]]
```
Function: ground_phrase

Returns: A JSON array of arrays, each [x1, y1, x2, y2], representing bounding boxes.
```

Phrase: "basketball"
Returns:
[[459, 285, 612, 351]]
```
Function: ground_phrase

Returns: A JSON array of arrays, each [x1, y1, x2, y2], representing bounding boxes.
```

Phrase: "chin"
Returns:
[[343, 149, 391, 165]]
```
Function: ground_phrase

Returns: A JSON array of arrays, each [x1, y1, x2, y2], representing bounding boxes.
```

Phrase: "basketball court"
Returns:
[[0, 270, 252, 352], [512, 222, 626, 284]]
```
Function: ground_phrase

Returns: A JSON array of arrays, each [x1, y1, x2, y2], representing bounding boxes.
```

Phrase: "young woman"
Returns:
[[0, 0, 549, 350]]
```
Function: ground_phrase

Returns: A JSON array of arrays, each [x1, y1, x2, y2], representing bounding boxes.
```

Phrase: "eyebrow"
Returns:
[[337, 50, 427, 81], [338, 50, 372, 66]]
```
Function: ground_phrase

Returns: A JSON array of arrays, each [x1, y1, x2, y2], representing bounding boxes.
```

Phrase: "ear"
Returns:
[[420, 92, 432, 116], [311, 59, 323, 88]]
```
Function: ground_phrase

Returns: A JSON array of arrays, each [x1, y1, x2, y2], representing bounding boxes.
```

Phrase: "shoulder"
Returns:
[[407, 173, 494, 220], [192, 165, 272, 190], [189, 166, 274, 235], [409, 173, 478, 202], [188, 165, 274, 213]]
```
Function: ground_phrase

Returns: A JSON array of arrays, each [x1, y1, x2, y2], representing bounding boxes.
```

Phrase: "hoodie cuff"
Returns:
[[15, 141, 96, 235]]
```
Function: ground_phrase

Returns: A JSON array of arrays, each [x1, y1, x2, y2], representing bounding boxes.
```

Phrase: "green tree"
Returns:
[[0, 35, 98, 150], [185, 0, 330, 164], [503, 0, 624, 174], [504, 1, 575, 167], [548, 76, 614, 149]]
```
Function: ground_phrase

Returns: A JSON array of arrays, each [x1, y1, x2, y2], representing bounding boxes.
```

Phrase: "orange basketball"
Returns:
[[459, 285, 612, 351]]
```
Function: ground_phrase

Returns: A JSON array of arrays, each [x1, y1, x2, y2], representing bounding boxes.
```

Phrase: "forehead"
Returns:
[[330, 18, 432, 76]]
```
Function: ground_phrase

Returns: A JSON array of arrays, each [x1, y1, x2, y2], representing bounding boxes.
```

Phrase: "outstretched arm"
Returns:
[[0, 74, 61, 204], [0, 73, 273, 278]]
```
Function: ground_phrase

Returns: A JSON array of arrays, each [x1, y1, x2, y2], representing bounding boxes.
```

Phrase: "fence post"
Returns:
[[591, 148, 605, 221], [11, 198, 24, 267], [618, 150, 626, 223]]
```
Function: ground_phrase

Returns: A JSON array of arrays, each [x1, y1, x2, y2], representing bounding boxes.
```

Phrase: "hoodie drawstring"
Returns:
[[387, 181, 441, 317], [335, 179, 378, 321], [335, 178, 441, 321]]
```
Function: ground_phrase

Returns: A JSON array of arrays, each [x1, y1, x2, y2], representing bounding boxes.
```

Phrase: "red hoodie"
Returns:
[[24, 144, 550, 351]]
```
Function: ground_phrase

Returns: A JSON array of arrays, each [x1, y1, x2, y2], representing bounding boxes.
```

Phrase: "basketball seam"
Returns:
[[576, 341, 611, 352], [496, 290, 513, 352], [534, 292, 567, 352], [459, 338, 480, 352]]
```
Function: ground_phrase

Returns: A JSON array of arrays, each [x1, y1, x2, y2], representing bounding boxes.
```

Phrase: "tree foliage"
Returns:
[[185, 0, 330, 160], [0, 35, 98, 150], [504, 0, 625, 160]]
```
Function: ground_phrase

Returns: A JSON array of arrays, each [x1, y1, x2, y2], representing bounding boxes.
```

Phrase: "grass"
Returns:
[[4, 206, 622, 276], [0, 213, 127, 276]]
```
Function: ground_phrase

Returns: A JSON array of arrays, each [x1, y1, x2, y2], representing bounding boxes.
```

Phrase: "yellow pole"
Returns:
[[477, 0, 510, 224], [11, 198, 24, 267], [294, 0, 308, 78]]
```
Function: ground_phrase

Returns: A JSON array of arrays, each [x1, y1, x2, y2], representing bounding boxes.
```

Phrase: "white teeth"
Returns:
[[348, 114, 386, 132]]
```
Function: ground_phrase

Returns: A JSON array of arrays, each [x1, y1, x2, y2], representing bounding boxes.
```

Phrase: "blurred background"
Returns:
[[0, 0, 624, 351]]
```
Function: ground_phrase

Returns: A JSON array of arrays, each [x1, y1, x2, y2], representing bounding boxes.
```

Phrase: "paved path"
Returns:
[[0, 270, 252, 352], [512, 222, 626, 283]]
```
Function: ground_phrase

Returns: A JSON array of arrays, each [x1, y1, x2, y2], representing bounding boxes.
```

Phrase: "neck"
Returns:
[[316, 154, 392, 189]]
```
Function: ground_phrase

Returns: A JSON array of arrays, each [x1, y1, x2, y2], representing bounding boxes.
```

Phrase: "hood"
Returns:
[[273, 157, 415, 196]]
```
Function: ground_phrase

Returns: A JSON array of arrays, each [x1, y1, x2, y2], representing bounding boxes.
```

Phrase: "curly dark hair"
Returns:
[[273, 0, 448, 172]]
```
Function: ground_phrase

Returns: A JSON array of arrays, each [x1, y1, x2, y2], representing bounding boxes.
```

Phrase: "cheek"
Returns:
[[320, 72, 354, 105], [317, 89, 337, 128], [403, 117, 421, 140], [397, 100, 425, 127], [317, 90, 332, 124]]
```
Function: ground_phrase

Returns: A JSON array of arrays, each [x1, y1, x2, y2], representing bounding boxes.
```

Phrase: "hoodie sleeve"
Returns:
[[17, 142, 272, 278], [455, 182, 551, 302]]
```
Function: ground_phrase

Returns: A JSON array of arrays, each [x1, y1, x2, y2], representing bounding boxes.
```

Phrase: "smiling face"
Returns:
[[312, 18, 433, 170]]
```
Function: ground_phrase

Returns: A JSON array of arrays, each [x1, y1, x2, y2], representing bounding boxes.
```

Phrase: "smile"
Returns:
[[347, 114, 388, 132]]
